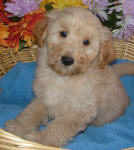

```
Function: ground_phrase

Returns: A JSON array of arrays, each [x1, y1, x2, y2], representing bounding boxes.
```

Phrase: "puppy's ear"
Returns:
[[98, 27, 116, 68], [33, 15, 48, 47], [99, 40, 116, 68]]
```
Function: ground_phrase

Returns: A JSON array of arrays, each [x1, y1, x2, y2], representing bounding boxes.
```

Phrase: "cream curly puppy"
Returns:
[[5, 7, 134, 147]]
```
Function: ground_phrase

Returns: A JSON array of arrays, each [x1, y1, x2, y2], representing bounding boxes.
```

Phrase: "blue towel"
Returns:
[[0, 60, 134, 150]]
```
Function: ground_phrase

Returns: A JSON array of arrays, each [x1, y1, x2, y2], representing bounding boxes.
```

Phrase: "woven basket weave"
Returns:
[[0, 129, 69, 150], [0, 45, 38, 77], [114, 37, 134, 61]]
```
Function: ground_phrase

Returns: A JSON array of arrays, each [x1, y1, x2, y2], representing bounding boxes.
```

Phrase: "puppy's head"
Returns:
[[34, 7, 115, 75]]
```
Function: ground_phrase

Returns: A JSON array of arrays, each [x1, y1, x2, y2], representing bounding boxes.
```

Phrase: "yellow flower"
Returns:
[[40, 0, 87, 10], [40, 0, 53, 8]]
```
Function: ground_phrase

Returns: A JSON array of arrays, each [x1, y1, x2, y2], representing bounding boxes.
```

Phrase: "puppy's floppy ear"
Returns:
[[99, 40, 116, 68], [33, 15, 48, 47], [99, 27, 116, 68]]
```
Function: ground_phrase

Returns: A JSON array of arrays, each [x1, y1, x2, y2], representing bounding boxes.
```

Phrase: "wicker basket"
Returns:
[[0, 38, 134, 149], [114, 37, 134, 61], [0, 45, 38, 77], [0, 129, 69, 150], [0, 128, 134, 150]]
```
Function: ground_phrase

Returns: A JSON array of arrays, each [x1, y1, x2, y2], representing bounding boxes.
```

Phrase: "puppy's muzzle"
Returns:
[[61, 56, 74, 66]]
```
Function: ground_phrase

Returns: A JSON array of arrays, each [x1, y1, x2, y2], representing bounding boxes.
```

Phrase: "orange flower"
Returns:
[[7, 8, 46, 51], [0, 23, 9, 47]]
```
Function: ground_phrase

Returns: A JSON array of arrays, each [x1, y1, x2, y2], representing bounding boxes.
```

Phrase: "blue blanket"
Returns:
[[0, 60, 134, 150]]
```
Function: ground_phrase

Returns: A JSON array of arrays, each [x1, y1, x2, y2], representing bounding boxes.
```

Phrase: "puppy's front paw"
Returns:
[[25, 131, 66, 147], [5, 120, 25, 137], [24, 132, 41, 143]]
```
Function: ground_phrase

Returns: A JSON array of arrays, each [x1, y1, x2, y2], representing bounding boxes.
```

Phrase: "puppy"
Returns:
[[5, 7, 134, 147]]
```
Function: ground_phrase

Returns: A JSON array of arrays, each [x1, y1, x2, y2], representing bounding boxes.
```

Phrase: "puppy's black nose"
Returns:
[[61, 56, 74, 66]]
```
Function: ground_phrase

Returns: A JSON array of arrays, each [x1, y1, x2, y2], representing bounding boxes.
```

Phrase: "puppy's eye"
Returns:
[[60, 31, 67, 38], [83, 40, 90, 46]]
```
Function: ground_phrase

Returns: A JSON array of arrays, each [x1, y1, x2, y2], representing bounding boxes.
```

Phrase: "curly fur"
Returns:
[[5, 7, 133, 147]]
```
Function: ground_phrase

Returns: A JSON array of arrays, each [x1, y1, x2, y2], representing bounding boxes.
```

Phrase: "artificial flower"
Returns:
[[110, 0, 134, 40], [40, 0, 53, 7], [83, 0, 110, 21], [52, 0, 87, 9], [7, 8, 46, 51], [0, 23, 9, 47], [0, 0, 11, 23], [5, 0, 41, 17], [40, 0, 87, 10], [0, 0, 4, 10]]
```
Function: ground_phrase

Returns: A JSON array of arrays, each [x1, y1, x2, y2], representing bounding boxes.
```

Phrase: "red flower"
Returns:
[[7, 8, 46, 51], [0, 0, 11, 24]]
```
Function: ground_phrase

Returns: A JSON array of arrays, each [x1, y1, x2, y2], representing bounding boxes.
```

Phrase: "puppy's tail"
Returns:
[[112, 62, 134, 76]]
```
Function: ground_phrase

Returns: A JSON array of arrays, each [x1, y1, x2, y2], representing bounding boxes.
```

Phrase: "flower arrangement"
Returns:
[[0, 0, 134, 52]]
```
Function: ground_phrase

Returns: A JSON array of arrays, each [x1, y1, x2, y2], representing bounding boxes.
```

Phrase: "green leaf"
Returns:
[[102, 0, 123, 31], [10, 16, 22, 22], [108, 0, 115, 2], [45, 3, 53, 11], [105, 10, 123, 31], [19, 40, 26, 50]]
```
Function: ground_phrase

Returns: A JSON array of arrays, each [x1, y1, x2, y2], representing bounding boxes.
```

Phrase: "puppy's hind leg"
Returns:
[[25, 110, 97, 147], [5, 98, 49, 137]]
